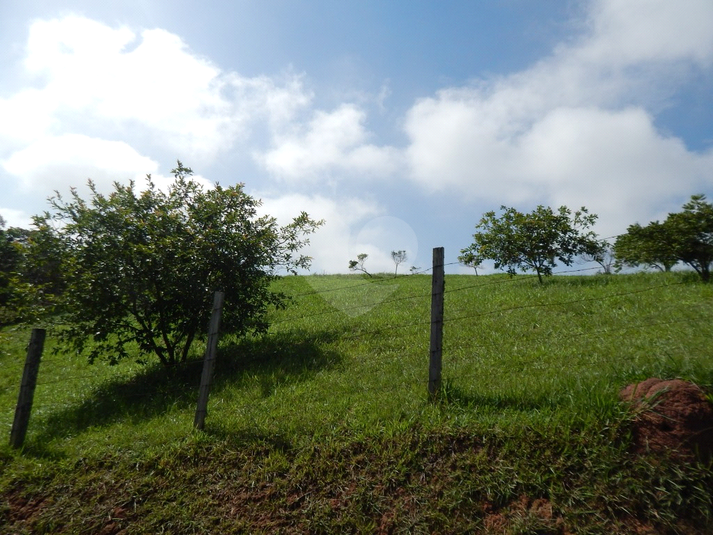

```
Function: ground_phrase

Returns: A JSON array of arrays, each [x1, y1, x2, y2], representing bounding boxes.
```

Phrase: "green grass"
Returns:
[[2, 271, 713, 533]]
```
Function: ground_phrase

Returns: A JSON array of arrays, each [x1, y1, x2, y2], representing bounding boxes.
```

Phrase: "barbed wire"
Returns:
[[444, 306, 712, 352], [4, 268, 709, 434], [444, 280, 688, 325], [281, 262, 463, 301], [272, 265, 611, 328], [287, 270, 432, 300], [271, 288, 432, 326]]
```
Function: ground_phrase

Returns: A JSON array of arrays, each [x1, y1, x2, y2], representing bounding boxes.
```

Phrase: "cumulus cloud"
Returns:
[[579, 0, 713, 66], [0, 15, 311, 197], [402, 0, 713, 235], [257, 103, 402, 181], [3, 134, 159, 195], [258, 193, 385, 273], [17, 17, 238, 157], [0, 207, 32, 229]]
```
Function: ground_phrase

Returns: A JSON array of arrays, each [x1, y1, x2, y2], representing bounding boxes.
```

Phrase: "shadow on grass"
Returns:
[[436, 381, 572, 413], [27, 329, 344, 449]]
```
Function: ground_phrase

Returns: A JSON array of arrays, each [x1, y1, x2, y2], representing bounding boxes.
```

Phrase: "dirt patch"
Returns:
[[620, 378, 713, 462], [482, 495, 566, 534], [5, 490, 46, 524]]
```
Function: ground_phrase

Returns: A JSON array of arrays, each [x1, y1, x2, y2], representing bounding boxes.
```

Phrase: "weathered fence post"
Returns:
[[10, 328, 46, 449], [429, 247, 445, 398], [194, 291, 225, 431]]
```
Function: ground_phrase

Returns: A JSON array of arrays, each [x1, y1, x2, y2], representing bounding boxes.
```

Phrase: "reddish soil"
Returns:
[[619, 378, 713, 462], [482, 495, 567, 534]]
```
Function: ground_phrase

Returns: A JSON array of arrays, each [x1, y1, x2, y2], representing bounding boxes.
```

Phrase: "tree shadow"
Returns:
[[27, 329, 344, 448], [213, 329, 343, 396]]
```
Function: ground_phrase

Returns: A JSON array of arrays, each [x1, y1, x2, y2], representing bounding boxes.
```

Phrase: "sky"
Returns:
[[1, 0, 712, 275]]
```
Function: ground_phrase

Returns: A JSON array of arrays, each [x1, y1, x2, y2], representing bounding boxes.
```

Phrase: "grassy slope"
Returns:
[[1, 272, 713, 533]]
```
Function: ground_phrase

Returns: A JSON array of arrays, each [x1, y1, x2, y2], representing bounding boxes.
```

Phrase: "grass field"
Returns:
[[1, 271, 713, 533]]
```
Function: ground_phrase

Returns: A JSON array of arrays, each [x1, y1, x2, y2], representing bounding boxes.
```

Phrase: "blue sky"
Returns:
[[1, 0, 712, 274]]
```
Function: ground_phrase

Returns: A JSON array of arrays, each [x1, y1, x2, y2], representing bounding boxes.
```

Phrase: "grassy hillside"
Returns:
[[1, 272, 713, 533]]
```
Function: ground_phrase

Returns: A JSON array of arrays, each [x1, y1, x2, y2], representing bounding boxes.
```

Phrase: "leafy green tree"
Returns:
[[0, 216, 68, 325], [22, 217, 68, 301], [461, 205, 600, 283], [614, 221, 678, 273], [348, 253, 372, 277], [0, 216, 21, 322], [391, 250, 407, 276], [615, 195, 713, 281], [39, 162, 323, 366], [665, 194, 713, 281]]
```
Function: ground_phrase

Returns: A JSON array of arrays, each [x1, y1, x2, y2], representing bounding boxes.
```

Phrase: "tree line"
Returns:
[[458, 195, 713, 283]]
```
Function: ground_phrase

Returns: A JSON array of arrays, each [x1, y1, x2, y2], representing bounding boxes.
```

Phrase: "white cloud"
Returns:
[[2, 134, 159, 195], [519, 107, 713, 235], [255, 104, 401, 180], [0, 15, 311, 165], [0, 207, 32, 229], [402, 0, 713, 236], [257, 104, 402, 181], [0, 89, 57, 149], [258, 193, 384, 273], [580, 0, 713, 66]]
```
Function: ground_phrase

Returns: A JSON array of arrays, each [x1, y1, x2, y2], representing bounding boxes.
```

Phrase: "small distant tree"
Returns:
[[391, 250, 407, 276], [348, 253, 372, 277], [458, 249, 484, 275], [461, 205, 600, 283], [37, 161, 323, 366], [582, 240, 615, 275], [409, 266, 421, 275]]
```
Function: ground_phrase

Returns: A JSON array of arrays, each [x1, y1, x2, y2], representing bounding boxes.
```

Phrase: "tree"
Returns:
[[665, 194, 713, 281], [38, 162, 323, 366], [0, 216, 23, 323], [391, 250, 407, 276], [581, 240, 616, 275], [461, 205, 600, 283], [348, 253, 372, 277], [614, 222, 678, 273], [614, 195, 713, 282], [458, 249, 484, 275]]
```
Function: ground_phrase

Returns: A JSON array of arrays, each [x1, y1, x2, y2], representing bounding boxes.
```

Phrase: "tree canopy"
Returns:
[[460, 205, 600, 283], [391, 250, 407, 276], [0, 217, 22, 323], [348, 253, 372, 277], [614, 221, 678, 273], [616, 194, 713, 282], [39, 162, 323, 366]]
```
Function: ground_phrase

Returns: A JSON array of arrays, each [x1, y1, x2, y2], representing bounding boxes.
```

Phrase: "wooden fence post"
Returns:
[[429, 247, 444, 398], [194, 291, 225, 431], [10, 328, 46, 449]]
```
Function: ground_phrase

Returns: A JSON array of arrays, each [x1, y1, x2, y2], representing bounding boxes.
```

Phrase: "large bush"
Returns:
[[39, 162, 322, 366]]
